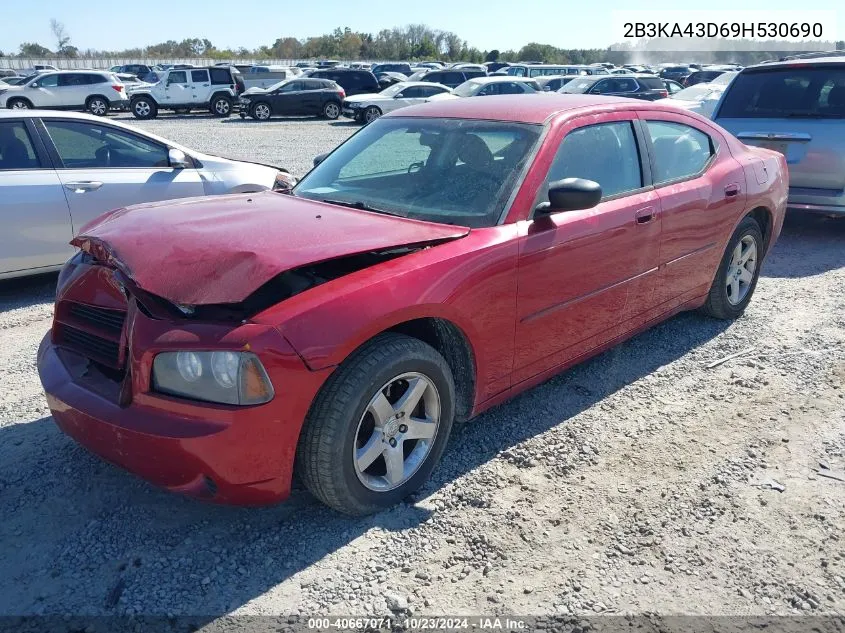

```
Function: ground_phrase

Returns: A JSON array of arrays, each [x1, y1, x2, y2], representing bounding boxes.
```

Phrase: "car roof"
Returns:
[[744, 56, 845, 70], [384, 94, 642, 124], [467, 76, 535, 84]]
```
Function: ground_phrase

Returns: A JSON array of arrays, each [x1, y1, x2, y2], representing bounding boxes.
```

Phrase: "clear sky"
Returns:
[[1, 0, 837, 55]]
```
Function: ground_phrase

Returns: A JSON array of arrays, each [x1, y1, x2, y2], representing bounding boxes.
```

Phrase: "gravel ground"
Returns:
[[1, 113, 844, 624]]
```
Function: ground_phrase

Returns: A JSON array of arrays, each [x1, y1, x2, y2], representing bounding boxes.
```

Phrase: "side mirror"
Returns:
[[535, 178, 602, 216], [394, 93, 404, 99], [313, 152, 329, 167], [168, 148, 189, 169]]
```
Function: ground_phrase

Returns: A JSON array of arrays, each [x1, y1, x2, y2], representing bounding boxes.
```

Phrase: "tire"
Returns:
[[86, 96, 109, 116], [322, 101, 341, 119], [251, 102, 272, 121], [296, 333, 456, 516], [363, 106, 381, 124], [700, 216, 764, 319], [131, 96, 157, 120], [210, 94, 232, 117], [7, 98, 32, 110]]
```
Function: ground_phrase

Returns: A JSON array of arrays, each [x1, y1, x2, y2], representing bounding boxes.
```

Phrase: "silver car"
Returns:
[[714, 57, 845, 216], [0, 110, 295, 279]]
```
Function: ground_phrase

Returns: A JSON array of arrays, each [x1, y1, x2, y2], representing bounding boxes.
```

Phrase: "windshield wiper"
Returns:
[[321, 198, 401, 217]]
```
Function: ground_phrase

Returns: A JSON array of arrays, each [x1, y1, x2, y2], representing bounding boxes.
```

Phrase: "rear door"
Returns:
[[36, 118, 205, 232], [189, 69, 211, 104], [0, 118, 74, 275], [714, 63, 845, 210], [56, 73, 89, 108]]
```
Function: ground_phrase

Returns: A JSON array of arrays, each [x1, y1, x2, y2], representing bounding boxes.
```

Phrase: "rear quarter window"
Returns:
[[718, 66, 845, 118], [637, 77, 664, 90], [209, 68, 233, 84]]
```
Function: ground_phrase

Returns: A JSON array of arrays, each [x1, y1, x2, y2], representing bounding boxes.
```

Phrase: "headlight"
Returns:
[[152, 351, 274, 405]]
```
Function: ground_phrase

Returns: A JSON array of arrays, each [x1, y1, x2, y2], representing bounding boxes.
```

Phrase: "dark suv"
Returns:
[[308, 69, 379, 96], [416, 68, 487, 89], [684, 69, 728, 87], [239, 78, 346, 120], [371, 63, 413, 76], [560, 75, 668, 100], [658, 66, 694, 83]]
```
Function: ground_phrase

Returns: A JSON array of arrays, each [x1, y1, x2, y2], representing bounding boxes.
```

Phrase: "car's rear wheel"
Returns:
[[296, 333, 456, 516], [210, 95, 232, 117], [86, 96, 109, 116], [131, 96, 157, 119], [363, 106, 381, 124], [251, 102, 272, 120], [7, 98, 32, 110], [322, 101, 341, 119], [701, 216, 763, 319]]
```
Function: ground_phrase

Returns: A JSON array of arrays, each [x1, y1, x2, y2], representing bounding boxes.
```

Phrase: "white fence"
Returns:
[[0, 58, 336, 71]]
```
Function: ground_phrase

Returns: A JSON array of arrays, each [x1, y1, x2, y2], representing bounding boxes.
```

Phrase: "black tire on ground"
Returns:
[[210, 95, 232, 117], [7, 98, 32, 110], [322, 101, 341, 119], [86, 96, 109, 116], [130, 96, 157, 120], [296, 333, 456, 516], [700, 216, 764, 320], [363, 106, 381, 124], [251, 102, 272, 120]]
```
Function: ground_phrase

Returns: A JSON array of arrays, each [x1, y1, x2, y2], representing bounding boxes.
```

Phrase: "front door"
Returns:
[[163, 71, 191, 107], [513, 114, 661, 384], [37, 118, 205, 233]]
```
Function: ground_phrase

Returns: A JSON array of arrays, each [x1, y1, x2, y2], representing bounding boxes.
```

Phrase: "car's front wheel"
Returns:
[[131, 96, 157, 119], [7, 98, 32, 110], [296, 333, 456, 515], [363, 105, 381, 124], [701, 216, 763, 319], [251, 102, 272, 120], [322, 101, 341, 119]]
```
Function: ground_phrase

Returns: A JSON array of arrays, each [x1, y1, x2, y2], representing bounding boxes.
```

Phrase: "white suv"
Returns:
[[0, 71, 128, 115], [129, 67, 240, 119]]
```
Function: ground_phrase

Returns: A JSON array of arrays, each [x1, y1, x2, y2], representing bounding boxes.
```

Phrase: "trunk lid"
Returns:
[[71, 191, 469, 305]]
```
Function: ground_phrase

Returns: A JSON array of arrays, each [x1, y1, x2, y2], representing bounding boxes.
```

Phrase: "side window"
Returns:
[[590, 80, 612, 94], [399, 86, 423, 98], [500, 82, 526, 95], [58, 74, 83, 87], [444, 72, 463, 85], [645, 120, 714, 184], [424, 85, 449, 97], [167, 71, 188, 85], [615, 78, 638, 92], [544, 121, 642, 200], [190, 70, 209, 83], [35, 74, 59, 88], [44, 121, 168, 169], [478, 84, 498, 96], [209, 68, 231, 84], [0, 121, 40, 170]]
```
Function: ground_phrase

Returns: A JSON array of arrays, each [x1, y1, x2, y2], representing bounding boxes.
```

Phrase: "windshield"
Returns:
[[379, 84, 405, 97], [561, 77, 596, 93], [452, 81, 481, 97], [293, 117, 542, 228], [673, 85, 718, 101]]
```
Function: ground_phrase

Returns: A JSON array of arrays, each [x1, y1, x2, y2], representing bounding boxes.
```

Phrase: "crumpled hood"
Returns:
[[71, 191, 468, 305]]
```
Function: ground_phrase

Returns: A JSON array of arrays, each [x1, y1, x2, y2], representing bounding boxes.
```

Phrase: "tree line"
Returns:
[[2, 21, 843, 66]]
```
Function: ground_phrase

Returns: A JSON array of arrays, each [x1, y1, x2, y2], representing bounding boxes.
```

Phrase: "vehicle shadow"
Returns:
[[761, 212, 845, 278], [0, 273, 56, 312], [220, 116, 327, 124], [0, 310, 730, 620]]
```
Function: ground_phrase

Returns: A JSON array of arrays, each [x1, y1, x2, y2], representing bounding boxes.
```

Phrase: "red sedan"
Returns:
[[38, 95, 788, 515]]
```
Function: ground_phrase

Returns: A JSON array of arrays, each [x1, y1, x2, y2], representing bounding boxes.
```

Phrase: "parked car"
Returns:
[[0, 71, 128, 115], [413, 68, 487, 89], [560, 75, 668, 100], [371, 63, 413, 76], [684, 69, 730, 87], [0, 69, 17, 78], [109, 64, 156, 82], [129, 67, 240, 119], [307, 68, 380, 96], [663, 79, 685, 95], [713, 57, 845, 216], [0, 110, 294, 279], [1, 76, 30, 86], [659, 66, 694, 83], [534, 75, 578, 92], [239, 78, 345, 120], [36, 95, 786, 514], [507, 64, 608, 78], [433, 76, 540, 100], [342, 81, 451, 123], [240, 66, 300, 91], [657, 82, 728, 118], [376, 72, 409, 89]]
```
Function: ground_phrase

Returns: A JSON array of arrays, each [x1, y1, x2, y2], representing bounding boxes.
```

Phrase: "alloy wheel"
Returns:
[[353, 372, 441, 492], [134, 101, 150, 117], [255, 103, 271, 120], [215, 99, 230, 115], [726, 235, 758, 305], [90, 99, 107, 115]]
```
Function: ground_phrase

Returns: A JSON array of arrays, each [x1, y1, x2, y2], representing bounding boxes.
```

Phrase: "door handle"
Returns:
[[64, 181, 103, 193], [635, 207, 656, 224], [724, 184, 740, 198]]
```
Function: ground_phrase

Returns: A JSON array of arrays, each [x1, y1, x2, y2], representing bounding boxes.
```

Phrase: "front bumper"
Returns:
[[37, 266, 333, 505]]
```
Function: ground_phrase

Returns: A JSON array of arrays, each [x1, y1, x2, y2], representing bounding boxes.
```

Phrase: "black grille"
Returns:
[[67, 303, 126, 336], [58, 325, 122, 369]]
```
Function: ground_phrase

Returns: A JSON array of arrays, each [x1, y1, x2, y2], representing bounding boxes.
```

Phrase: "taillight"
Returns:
[[658, 89, 668, 98], [339, 89, 346, 98], [112, 85, 124, 92]]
